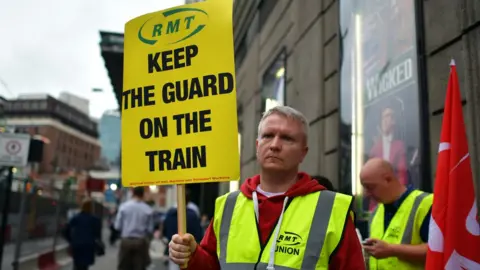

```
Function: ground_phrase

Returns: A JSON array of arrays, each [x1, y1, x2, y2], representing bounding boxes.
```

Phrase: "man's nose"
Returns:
[[269, 136, 282, 150]]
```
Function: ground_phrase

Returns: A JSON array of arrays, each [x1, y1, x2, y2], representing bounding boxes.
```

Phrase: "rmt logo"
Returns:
[[276, 231, 303, 256], [277, 231, 302, 246]]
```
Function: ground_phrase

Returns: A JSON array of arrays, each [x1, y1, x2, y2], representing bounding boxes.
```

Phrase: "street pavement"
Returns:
[[91, 238, 169, 270], [1, 230, 169, 270], [1, 237, 65, 270]]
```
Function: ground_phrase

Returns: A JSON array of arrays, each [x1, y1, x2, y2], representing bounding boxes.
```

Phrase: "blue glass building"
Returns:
[[99, 110, 121, 166]]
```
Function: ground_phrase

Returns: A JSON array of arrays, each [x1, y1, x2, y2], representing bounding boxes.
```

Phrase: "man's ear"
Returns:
[[300, 146, 308, 162], [384, 173, 394, 183]]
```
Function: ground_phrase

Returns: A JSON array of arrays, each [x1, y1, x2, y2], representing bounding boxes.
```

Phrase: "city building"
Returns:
[[18, 93, 49, 100], [233, 0, 480, 207], [94, 108, 122, 209], [98, 109, 121, 166], [59, 92, 90, 116], [233, 0, 343, 186], [3, 95, 101, 175]]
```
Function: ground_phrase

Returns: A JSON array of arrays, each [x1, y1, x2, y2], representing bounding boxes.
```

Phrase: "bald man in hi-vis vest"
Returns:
[[360, 158, 433, 269]]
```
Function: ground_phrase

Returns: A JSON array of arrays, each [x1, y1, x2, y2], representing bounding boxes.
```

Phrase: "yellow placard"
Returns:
[[121, 0, 240, 187]]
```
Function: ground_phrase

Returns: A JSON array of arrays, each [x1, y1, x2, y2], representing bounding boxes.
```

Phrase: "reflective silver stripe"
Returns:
[[401, 192, 429, 244], [301, 190, 336, 269], [257, 262, 297, 270], [219, 263, 298, 270], [219, 190, 240, 268], [219, 191, 338, 270], [220, 263, 255, 270]]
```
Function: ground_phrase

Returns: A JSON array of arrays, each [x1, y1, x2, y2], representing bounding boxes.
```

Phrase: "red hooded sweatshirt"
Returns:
[[186, 173, 365, 270]]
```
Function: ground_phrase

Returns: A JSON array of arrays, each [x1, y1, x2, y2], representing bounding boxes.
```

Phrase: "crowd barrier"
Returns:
[[15, 243, 71, 270]]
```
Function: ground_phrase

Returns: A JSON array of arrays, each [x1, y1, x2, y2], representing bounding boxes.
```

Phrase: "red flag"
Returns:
[[426, 60, 480, 269]]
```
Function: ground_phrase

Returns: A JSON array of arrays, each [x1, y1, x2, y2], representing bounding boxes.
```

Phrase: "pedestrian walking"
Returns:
[[162, 188, 203, 270], [109, 208, 120, 246], [168, 105, 365, 269], [115, 187, 154, 270], [63, 199, 102, 270]]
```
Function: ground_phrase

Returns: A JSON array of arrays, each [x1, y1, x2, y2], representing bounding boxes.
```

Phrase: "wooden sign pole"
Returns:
[[176, 184, 188, 269]]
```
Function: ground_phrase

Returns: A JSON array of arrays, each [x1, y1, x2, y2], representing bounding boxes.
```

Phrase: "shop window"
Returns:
[[39, 100, 47, 109], [258, 0, 277, 30], [261, 50, 286, 112], [339, 0, 426, 216]]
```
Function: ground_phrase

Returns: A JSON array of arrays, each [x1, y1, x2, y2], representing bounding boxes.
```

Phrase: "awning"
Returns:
[[99, 31, 124, 108]]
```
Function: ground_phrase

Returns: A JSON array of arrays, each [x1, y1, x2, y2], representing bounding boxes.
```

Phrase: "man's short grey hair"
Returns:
[[257, 106, 309, 141]]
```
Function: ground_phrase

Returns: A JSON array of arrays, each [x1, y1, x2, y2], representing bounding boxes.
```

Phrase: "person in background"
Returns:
[[115, 187, 154, 270], [109, 208, 120, 246], [360, 158, 432, 269], [200, 214, 209, 233], [170, 188, 200, 217], [163, 188, 204, 270], [311, 175, 336, 191], [146, 199, 155, 207], [187, 201, 200, 217], [184, 188, 200, 217], [63, 199, 102, 270]]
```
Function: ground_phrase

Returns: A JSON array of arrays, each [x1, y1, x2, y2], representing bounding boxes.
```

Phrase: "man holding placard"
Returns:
[[168, 106, 365, 269], [121, 0, 364, 268]]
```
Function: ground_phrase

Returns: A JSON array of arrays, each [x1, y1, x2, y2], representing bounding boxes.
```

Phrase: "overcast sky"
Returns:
[[0, 0, 184, 119]]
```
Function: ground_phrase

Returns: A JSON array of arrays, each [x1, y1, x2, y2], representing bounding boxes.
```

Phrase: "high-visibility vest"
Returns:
[[213, 190, 353, 269], [368, 190, 433, 270]]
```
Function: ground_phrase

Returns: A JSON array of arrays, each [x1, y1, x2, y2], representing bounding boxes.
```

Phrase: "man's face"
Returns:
[[360, 172, 390, 203], [256, 114, 308, 172], [381, 108, 395, 134]]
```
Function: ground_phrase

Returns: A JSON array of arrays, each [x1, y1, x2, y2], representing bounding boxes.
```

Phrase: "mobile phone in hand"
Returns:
[[362, 239, 373, 246]]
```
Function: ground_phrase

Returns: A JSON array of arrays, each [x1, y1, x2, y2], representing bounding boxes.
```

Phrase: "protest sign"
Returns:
[[121, 0, 240, 187]]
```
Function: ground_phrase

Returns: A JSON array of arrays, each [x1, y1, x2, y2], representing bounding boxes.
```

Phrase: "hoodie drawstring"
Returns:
[[252, 191, 289, 270], [253, 191, 260, 221]]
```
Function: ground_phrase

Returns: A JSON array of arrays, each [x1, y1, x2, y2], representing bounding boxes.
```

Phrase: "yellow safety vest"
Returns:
[[213, 190, 353, 270], [368, 190, 433, 270]]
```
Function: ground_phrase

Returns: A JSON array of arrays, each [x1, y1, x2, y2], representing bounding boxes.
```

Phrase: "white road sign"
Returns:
[[0, 133, 31, 167]]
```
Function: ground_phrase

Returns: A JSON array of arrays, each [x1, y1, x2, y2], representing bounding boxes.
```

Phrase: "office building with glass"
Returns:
[[98, 110, 121, 166]]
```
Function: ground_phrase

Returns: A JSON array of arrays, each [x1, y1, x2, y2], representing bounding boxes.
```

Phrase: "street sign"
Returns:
[[0, 133, 31, 167]]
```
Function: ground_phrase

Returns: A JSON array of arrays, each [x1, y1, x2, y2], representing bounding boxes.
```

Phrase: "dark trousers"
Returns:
[[74, 265, 89, 270], [118, 238, 151, 270]]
